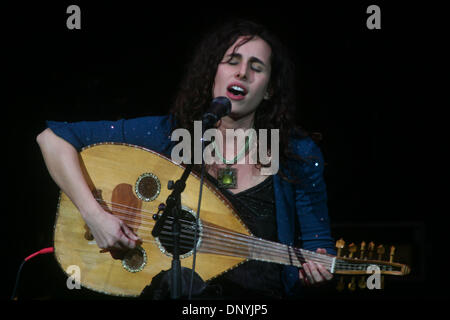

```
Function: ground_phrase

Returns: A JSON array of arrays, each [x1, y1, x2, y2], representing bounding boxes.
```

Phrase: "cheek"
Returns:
[[213, 65, 227, 96], [254, 76, 270, 97]]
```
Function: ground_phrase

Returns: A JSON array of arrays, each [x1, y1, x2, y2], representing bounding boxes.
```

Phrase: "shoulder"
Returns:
[[120, 114, 176, 154], [288, 135, 324, 161], [281, 135, 325, 183], [123, 114, 174, 130], [121, 114, 176, 141]]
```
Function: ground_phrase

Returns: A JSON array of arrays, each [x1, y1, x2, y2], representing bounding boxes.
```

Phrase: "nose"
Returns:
[[235, 62, 249, 81], [235, 72, 246, 81]]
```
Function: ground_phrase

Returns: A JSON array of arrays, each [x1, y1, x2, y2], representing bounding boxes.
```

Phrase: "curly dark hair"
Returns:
[[170, 19, 309, 172]]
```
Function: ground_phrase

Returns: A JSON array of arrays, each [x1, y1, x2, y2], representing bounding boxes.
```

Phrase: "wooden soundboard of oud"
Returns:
[[53, 143, 250, 297]]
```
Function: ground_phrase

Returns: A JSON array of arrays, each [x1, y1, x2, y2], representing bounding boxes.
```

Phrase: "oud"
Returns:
[[53, 143, 410, 297]]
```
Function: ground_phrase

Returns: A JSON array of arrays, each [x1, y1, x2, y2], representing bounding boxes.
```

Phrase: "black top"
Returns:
[[204, 174, 285, 299]]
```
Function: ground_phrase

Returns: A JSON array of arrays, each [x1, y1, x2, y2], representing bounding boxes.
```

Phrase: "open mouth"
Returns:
[[226, 83, 248, 100]]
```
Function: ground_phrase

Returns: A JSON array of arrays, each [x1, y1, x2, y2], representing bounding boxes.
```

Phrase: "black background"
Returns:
[[4, 0, 448, 308]]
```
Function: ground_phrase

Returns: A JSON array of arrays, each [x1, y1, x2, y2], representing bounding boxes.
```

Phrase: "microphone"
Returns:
[[202, 96, 231, 129]]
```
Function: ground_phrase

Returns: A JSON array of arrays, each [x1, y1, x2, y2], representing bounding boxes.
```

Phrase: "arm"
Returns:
[[36, 128, 139, 253], [292, 138, 335, 286]]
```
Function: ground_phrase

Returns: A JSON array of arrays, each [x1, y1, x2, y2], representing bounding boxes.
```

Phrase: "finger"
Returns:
[[299, 269, 310, 286], [119, 232, 136, 249], [302, 263, 315, 284], [122, 223, 140, 241], [307, 262, 324, 283], [119, 223, 141, 248], [316, 263, 334, 281], [298, 270, 305, 285]]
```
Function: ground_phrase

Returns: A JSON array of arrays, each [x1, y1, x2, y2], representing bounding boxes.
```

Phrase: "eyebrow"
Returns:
[[229, 53, 266, 67]]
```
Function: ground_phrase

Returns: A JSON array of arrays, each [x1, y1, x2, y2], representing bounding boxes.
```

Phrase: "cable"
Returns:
[[188, 136, 207, 300], [10, 247, 54, 300]]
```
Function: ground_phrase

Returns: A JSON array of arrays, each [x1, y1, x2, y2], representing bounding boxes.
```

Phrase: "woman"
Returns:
[[37, 19, 335, 299]]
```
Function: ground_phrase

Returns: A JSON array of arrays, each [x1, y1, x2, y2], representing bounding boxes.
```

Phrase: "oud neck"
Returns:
[[248, 239, 332, 269], [198, 230, 336, 272]]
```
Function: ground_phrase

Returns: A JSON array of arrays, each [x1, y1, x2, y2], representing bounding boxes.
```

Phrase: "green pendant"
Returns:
[[217, 167, 237, 189]]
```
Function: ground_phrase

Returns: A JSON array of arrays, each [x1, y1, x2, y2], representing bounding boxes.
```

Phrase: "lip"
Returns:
[[226, 82, 248, 101]]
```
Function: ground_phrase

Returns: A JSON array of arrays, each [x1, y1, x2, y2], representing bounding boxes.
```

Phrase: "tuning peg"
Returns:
[[336, 276, 345, 291], [377, 245, 385, 260], [358, 276, 366, 289], [348, 276, 357, 291], [368, 242, 375, 259], [348, 243, 357, 258], [359, 241, 366, 259], [389, 245, 396, 263], [336, 238, 345, 257], [347, 243, 357, 292]]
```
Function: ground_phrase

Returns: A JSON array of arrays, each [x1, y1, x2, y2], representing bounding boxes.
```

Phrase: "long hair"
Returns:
[[170, 19, 309, 174]]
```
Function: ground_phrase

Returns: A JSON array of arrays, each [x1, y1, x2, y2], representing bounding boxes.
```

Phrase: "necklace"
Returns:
[[212, 130, 254, 189]]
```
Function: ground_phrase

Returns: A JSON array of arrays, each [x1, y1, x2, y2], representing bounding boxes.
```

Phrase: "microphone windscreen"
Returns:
[[209, 96, 231, 118]]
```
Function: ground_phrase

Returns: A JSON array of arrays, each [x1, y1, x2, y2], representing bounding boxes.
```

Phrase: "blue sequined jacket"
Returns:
[[47, 115, 335, 296]]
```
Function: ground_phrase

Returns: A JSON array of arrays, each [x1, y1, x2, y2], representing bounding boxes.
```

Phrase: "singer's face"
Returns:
[[213, 36, 272, 120]]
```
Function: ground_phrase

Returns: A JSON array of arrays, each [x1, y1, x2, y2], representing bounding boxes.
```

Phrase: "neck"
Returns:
[[215, 112, 256, 159], [217, 112, 255, 133]]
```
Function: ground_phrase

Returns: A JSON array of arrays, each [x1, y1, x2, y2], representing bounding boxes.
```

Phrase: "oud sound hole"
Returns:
[[156, 208, 202, 259], [122, 246, 147, 273], [135, 173, 160, 202]]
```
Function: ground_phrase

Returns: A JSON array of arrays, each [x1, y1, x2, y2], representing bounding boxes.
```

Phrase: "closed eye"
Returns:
[[225, 54, 266, 72], [223, 52, 243, 64], [227, 55, 240, 65], [251, 62, 264, 72]]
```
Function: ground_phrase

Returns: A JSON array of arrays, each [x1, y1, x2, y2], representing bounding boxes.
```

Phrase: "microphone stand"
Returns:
[[151, 125, 210, 300], [152, 99, 230, 299], [152, 163, 193, 300]]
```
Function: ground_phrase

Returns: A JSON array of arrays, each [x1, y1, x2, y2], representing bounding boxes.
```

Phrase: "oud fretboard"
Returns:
[[192, 222, 335, 271]]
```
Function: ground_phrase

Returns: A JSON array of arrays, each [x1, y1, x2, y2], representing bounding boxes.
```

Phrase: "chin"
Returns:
[[228, 109, 257, 121]]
